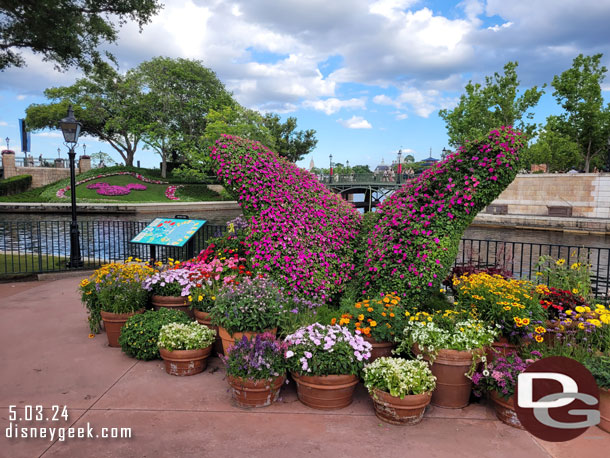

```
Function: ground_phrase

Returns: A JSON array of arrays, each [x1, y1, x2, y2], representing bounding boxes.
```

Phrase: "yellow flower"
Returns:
[[198, 295, 203, 301], [521, 318, 530, 326], [88, 333, 95, 339], [572, 288, 579, 294], [578, 322, 585, 330], [575, 306, 585, 313], [535, 272, 543, 276], [571, 262, 580, 270], [566, 309, 573, 315], [535, 326, 546, 334], [405, 311, 410, 317], [370, 321, 377, 327], [556, 259, 566, 266], [535, 335, 544, 343], [358, 314, 364, 321], [211, 296, 216, 301]]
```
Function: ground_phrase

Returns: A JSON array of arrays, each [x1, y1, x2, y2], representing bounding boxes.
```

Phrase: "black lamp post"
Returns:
[[329, 153, 333, 181], [60, 105, 83, 268], [397, 149, 402, 184]]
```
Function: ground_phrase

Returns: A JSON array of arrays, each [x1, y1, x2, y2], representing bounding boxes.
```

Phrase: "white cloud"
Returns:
[[302, 97, 366, 114], [488, 22, 513, 32], [338, 116, 372, 129], [374, 87, 448, 118], [0, 121, 8, 126], [395, 113, 408, 120], [16, 95, 27, 101], [33, 132, 63, 139], [369, 0, 419, 18]]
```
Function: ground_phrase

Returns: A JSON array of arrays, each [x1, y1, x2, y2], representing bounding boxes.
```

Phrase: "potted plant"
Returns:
[[284, 323, 372, 410], [363, 357, 436, 425], [157, 322, 216, 376], [143, 267, 197, 317], [79, 261, 154, 346], [471, 350, 541, 429], [333, 293, 405, 362], [584, 354, 610, 433], [396, 310, 497, 408], [452, 272, 545, 357], [210, 276, 286, 354], [222, 333, 287, 408]]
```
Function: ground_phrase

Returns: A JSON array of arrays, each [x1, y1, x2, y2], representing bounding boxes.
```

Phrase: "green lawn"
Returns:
[[0, 166, 226, 203]]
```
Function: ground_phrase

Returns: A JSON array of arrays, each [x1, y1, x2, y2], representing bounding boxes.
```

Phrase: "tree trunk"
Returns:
[[161, 153, 167, 178], [584, 139, 592, 173]]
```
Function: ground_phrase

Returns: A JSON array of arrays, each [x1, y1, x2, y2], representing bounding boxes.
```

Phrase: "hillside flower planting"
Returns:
[[211, 134, 362, 300], [56, 171, 166, 198], [359, 126, 524, 300]]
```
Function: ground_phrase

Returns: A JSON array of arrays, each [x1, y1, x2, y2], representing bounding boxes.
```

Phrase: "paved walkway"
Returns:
[[0, 278, 608, 458]]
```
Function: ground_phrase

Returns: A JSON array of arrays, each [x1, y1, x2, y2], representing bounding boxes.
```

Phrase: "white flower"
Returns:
[[285, 350, 294, 358], [482, 370, 490, 377]]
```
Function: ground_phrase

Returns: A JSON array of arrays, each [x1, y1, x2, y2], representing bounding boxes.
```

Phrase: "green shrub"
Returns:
[[0, 174, 32, 196], [584, 354, 610, 389], [119, 309, 192, 360]]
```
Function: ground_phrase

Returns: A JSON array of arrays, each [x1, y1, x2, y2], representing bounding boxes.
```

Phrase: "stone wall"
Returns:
[[1, 152, 91, 189], [491, 173, 610, 219]]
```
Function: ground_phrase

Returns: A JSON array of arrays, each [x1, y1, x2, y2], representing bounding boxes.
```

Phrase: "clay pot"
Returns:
[[100, 309, 144, 347], [370, 388, 432, 425], [487, 337, 518, 362], [159, 346, 212, 376], [600, 387, 610, 433], [490, 390, 523, 429], [227, 375, 286, 408], [151, 295, 193, 318], [194, 310, 223, 355], [363, 336, 395, 363], [422, 347, 475, 409], [218, 327, 277, 355], [291, 373, 359, 410]]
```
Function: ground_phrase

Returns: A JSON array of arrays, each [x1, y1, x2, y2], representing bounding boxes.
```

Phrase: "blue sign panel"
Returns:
[[130, 218, 206, 247]]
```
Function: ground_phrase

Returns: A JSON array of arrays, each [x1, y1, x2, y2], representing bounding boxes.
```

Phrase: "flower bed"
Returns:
[[56, 171, 167, 199]]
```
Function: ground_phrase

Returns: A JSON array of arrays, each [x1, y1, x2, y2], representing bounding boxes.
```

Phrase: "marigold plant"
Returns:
[[332, 293, 405, 342], [453, 272, 545, 344]]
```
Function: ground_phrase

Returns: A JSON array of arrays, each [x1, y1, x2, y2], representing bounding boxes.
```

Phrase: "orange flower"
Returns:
[[355, 322, 361, 327], [389, 313, 395, 317], [354, 303, 362, 309], [362, 327, 371, 335], [331, 318, 337, 325], [367, 307, 374, 312], [88, 333, 95, 339], [381, 312, 387, 317]]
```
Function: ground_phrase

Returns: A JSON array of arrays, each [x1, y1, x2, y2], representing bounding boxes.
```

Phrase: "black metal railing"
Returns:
[[0, 220, 226, 275], [1, 220, 608, 299], [457, 238, 610, 299]]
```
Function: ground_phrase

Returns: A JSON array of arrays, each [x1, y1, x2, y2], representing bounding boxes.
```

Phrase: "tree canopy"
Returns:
[[0, 0, 162, 71], [439, 62, 544, 147], [549, 53, 610, 172]]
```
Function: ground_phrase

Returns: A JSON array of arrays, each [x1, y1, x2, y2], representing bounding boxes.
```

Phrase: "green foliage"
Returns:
[[0, 174, 31, 196], [223, 333, 287, 381], [210, 277, 286, 334], [119, 308, 192, 360], [363, 357, 436, 398], [439, 62, 544, 146], [261, 113, 318, 163], [550, 53, 610, 172], [157, 322, 215, 351], [584, 354, 610, 389], [524, 122, 581, 171], [534, 255, 593, 299], [0, 1, 162, 71]]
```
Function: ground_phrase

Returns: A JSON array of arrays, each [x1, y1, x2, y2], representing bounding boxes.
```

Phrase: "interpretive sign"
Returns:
[[131, 218, 206, 247]]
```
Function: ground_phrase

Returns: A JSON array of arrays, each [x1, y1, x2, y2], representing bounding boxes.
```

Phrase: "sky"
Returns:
[[1, 0, 610, 171]]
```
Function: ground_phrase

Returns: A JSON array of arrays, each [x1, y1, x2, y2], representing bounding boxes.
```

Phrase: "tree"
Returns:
[[129, 57, 235, 178], [525, 120, 581, 172], [351, 164, 372, 174], [26, 62, 143, 166], [90, 151, 116, 168], [550, 54, 610, 172], [1, 1, 162, 71], [262, 114, 318, 162], [439, 62, 545, 147]]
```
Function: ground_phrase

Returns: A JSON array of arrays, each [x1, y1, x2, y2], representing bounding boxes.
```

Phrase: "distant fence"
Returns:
[[1, 220, 608, 299]]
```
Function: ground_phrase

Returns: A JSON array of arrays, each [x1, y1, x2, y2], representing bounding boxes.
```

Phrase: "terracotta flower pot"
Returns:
[[151, 294, 193, 318], [487, 337, 518, 362], [370, 388, 432, 425], [194, 310, 223, 355], [490, 390, 523, 429], [218, 326, 277, 355], [363, 336, 395, 363], [421, 347, 475, 409], [227, 375, 286, 408], [100, 309, 144, 347], [291, 373, 359, 410], [600, 387, 610, 433], [159, 346, 212, 376]]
